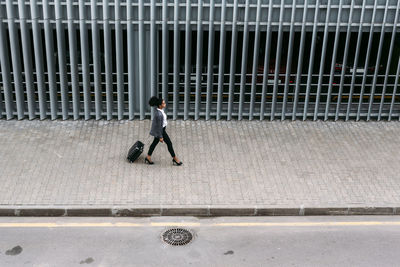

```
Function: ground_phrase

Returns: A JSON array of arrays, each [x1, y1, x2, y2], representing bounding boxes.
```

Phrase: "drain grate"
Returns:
[[161, 228, 194, 246]]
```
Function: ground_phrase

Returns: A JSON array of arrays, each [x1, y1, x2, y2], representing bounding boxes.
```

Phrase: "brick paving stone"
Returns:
[[0, 120, 399, 208]]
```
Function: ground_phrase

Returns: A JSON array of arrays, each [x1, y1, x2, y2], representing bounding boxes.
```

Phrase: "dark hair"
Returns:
[[149, 96, 163, 107]]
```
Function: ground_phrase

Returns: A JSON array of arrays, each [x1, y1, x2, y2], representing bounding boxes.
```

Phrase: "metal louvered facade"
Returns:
[[0, 0, 399, 121]]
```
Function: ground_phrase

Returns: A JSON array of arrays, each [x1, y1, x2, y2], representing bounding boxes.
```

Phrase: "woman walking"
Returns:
[[145, 96, 183, 166]]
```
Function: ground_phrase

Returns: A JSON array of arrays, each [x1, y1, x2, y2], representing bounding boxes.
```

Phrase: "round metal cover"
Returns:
[[161, 228, 194, 246]]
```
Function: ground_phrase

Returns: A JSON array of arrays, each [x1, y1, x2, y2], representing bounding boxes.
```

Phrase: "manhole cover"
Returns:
[[161, 228, 194, 246]]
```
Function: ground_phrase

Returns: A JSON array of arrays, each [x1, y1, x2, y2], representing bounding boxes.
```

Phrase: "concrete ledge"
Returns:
[[394, 208, 400, 215], [347, 207, 396, 215], [257, 208, 301, 216], [0, 206, 398, 217], [113, 208, 162, 217], [161, 207, 209, 216], [67, 208, 112, 217], [0, 209, 18, 216], [304, 208, 349, 216], [210, 207, 255, 216], [18, 209, 66, 217]]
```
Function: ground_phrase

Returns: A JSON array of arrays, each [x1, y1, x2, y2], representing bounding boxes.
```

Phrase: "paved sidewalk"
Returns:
[[0, 119, 399, 216]]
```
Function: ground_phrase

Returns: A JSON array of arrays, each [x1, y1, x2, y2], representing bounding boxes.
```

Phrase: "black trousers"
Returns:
[[147, 127, 176, 157]]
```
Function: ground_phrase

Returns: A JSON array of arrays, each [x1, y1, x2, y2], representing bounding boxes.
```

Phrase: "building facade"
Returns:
[[0, 0, 399, 121]]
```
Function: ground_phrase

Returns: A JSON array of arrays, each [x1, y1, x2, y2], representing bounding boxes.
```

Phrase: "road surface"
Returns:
[[0, 216, 399, 266]]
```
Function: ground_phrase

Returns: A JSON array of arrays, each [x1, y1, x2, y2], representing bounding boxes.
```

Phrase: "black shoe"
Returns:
[[172, 159, 183, 166], [145, 158, 154, 165]]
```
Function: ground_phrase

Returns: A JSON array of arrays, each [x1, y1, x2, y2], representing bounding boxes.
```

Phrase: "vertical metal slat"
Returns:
[[334, 0, 351, 121], [346, 0, 366, 121], [127, 0, 134, 119], [0, 14, 13, 119], [389, 49, 400, 121], [383, 0, 400, 121], [115, 0, 124, 120], [356, 0, 378, 121], [195, 0, 203, 120], [173, 0, 179, 120], [18, 0, 35, 120], [206, 0, 215, 121], [314, 0, 332, 121], [303, 0, 320, 121], [292, 0, 308, 121], [271, 0, 285, 121], [161, 0, 168, 113], [150, 0, 157, 119], [103, 0, 112, 120], [249, 0, 261, 120], [79, 0, 91, 120], [239, 0, 250, 120], [184, 0, 191, 120], [367, 1, 389, 121], [55, 0, 69, 120], [325, 0, 342, 121], [30, 0, 46, 120], [139, 0, 146, 119], [91, 0, 102, 120], [217, 0, 227, 120], [282, 0, 296, 121], [43, 0, 57, 120], [67, 0, 80, 120], [260, 0, 273, 121], [6, 1, 24, 119], [228, 0, 238, 121]]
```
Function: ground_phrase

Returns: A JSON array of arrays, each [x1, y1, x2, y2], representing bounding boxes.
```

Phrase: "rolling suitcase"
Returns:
[[127, 141, 144, 163]]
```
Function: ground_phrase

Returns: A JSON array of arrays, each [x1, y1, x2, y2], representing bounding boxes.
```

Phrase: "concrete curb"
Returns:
[[0, 206, 399, 217]]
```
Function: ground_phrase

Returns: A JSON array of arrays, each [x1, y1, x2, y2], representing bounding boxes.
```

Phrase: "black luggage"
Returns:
[[127, 141, 144, 163]]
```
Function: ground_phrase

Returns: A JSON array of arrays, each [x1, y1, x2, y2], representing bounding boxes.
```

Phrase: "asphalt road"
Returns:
[[0, 216, 399, 267]]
